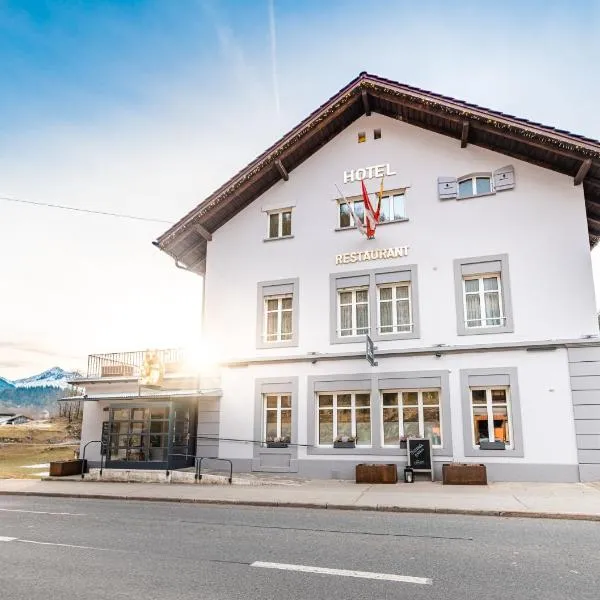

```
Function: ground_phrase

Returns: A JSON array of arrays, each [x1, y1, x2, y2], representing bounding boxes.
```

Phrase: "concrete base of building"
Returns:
[[579, 464, 600, 482]]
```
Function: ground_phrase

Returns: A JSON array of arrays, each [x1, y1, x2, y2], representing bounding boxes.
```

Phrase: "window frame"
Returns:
[[256, 279, 299, 349], [336, 188, 408, 230], [316, 391, 372, 448], [460, 368, 523, 458], [381, 389, 443, 448], [263, 294, 293, 343], [337, 286, 370, 338], [462, 274, 505, 330], [263, 393, 292, 443], [454, 255, 514, 336], [457, 173, 494, 199], [266, 208, 293, 240], [377, 282, 413, 335], [469, 387, 514, 450]]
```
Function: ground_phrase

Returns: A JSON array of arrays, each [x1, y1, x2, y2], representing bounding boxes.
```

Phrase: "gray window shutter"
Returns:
[[438, 176, 457, 200], [493, 165, 515, 191]]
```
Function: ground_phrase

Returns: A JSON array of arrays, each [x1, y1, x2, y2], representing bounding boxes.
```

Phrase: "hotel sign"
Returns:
[[335, 245, 409, 265], [343, 163, 396, 184]]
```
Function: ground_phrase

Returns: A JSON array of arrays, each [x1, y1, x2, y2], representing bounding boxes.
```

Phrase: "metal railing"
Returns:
[[195, 457, 233, 484], [83, 348, 185, 379]]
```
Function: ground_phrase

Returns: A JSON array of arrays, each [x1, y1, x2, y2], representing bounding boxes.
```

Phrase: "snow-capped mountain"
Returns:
[[0, 376, 15, 390], [6, 367, 77, 390]]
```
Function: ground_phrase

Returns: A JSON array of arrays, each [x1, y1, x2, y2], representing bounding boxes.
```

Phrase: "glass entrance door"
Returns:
[[168, 401, 197, 469]]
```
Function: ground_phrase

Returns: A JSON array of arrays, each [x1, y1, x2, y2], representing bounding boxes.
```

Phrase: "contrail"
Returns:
[[268, 0, 281, 121]]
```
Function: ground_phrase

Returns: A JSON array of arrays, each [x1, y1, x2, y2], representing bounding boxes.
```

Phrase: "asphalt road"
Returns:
[[0, 496, 599, 600]]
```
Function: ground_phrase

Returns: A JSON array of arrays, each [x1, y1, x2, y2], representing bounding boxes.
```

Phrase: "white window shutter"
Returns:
[[437, 176, 457, 200], [493, 165, 515, 191]]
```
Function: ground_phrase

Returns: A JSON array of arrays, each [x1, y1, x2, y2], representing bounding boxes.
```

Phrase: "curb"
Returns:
[[1, 490, 600, 522]]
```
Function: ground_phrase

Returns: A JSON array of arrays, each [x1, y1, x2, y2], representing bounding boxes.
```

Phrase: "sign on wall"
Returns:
[[335, 245, 409, 265]]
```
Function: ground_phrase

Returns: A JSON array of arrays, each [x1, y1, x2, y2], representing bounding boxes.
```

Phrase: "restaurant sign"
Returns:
[[335, 245, 409, 265]]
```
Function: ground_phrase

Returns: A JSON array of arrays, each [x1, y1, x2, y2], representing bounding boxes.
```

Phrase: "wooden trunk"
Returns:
[[442, 463, 487, 485], [356, 463, 398, 484], [49, 460, 86, 477]]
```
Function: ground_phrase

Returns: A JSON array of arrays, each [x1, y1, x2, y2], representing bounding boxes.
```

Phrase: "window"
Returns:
[[378, 283, 412, 334], [257, 279, 299, 348], [338, 287, 369, 337], [454, 255, 513, 335], [331, 267, 419, 344], [373, 128, 381, 140], [338, 190, 405, 229], [378, 193, 405, 223], [463, 274, 504, 329], [357, 131, 366, 143], [318, 392, 371, 446], [264, 295, 293, 342], [458, 175, 492, 198], [263, 394, 292, 443], [470, 388, 513, 448], [268, 209, 292, 239], [382, 390, 442, 447]]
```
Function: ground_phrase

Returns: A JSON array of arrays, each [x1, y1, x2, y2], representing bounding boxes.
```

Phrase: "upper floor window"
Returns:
[[264, 295, 292, 342], [378, 283, 412, 334], [454, 255, 513, 336], [458, 175, 492, 199], [256, 279, 299, 348], [338, 287, 369, 337], [463, 274, 504, 329], [338, 190, 405, 229], [268, 209, 292, 239]]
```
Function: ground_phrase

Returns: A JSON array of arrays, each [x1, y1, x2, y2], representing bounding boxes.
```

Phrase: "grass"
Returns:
[[0, 418, 80, 479]]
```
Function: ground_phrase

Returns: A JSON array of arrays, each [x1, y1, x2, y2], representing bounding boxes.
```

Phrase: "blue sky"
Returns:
[[0, 0, 599, 377]]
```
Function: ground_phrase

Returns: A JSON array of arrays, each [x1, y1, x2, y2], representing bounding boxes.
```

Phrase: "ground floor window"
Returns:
[[108, 406, 170, 462], [470, 388, 512, 447], [381, 390, 442, 446], [317, 392, 371, 446], [263, 394, 292, 443]]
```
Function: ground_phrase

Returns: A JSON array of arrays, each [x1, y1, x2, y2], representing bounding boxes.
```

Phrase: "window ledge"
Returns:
[[335, 218, 409, 232], [457, 191, 496, 201], [256, 340, 298, 349], [263, 235, 295, 242], [458, 324, 513, 336]]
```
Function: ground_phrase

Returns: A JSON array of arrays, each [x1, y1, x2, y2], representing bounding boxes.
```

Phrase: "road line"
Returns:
[[0, 536, 17, 542], [250, 561, 432, 585], [0, 509, 86, 516], [17, 539, 108, 551]]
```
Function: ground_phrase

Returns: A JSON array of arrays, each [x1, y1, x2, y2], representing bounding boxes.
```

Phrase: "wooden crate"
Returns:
[[356, 463, 398, 484], [49, 460, 86, 477], [442, 463, 487, 485], [101, 364, 134, 377]]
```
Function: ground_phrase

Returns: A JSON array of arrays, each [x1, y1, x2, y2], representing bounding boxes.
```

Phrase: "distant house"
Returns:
[[0, 413, 32, 426]]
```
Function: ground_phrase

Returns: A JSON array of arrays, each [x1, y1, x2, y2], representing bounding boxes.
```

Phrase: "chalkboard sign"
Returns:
[[100, 421, 111, 456], [407, 438, 434, 481]]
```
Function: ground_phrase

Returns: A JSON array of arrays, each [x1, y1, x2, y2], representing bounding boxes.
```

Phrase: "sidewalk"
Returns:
[[1, 477, 600, 521]]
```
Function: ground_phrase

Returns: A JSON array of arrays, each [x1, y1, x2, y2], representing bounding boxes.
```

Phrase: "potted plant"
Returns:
[[333, 435, 356, 449], [266, 435, 290, 448]]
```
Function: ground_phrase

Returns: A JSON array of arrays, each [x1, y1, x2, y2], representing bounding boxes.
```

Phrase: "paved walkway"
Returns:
[[1, 477, 600, 520]]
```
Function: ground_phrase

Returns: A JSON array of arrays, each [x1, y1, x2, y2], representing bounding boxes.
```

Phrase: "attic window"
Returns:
[[357, 132, 366, 144], [374, 129, 382, 140]]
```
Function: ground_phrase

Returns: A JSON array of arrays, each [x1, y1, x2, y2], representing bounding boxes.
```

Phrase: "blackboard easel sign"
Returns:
[[407, 438, 434, 481]]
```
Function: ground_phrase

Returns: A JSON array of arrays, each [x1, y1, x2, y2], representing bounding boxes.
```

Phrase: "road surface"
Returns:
[[0, 495, 598, 599]]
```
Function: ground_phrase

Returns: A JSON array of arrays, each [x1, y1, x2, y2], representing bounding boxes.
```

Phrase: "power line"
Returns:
[[0, 194, 174, 224]]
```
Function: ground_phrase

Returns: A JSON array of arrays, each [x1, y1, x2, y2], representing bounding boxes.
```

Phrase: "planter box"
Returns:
[[101, 365, 134, 377], [442, 463, 487, 485], [266, 442, 289, 448], [49, 459, 87, 477], [333, 441, 356, 449], [356, 464, 398, 484], [479, 441, 506, 450]]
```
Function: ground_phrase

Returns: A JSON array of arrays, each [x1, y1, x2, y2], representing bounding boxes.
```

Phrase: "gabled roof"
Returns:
[[154, 72, 600, 274]]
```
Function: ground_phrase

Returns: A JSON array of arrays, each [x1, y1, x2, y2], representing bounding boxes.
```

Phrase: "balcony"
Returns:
[[84, 348, 187, 380]]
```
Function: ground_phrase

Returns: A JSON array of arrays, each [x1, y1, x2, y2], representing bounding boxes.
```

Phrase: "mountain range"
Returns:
[[0, 367, 79, 408]]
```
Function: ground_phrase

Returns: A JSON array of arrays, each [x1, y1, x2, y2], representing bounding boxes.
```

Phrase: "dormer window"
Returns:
[[458, 175, 492, 199], [268, 209, 292, 239]]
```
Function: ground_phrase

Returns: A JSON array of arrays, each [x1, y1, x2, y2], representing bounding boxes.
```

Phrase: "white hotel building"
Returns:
[[77, 73, 600, 482]]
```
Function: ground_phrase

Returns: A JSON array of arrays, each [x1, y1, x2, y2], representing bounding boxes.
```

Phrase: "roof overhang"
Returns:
[[154, 72, 600, 270]]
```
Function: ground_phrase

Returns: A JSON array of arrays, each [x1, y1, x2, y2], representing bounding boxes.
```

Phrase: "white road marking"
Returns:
[[18, 539, 107, 551], [250, 561, 432, 585], [0, 536, 17, 542], [0, 509, 86, 516]]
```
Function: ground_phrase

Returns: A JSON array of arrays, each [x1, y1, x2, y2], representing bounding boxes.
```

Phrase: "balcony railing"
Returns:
[[84, 348, 186, 379]]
